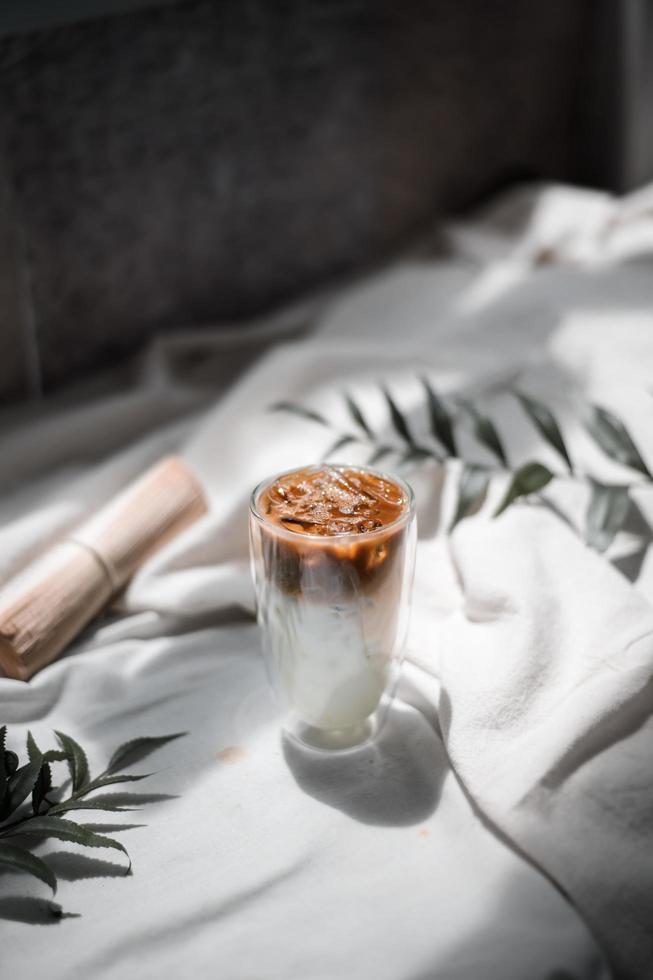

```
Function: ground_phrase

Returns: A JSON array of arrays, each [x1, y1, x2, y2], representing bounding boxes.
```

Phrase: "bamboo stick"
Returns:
[[0, 457, 207, 680]]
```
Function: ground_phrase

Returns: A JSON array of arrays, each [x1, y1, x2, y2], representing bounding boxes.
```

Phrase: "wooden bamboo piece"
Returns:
[[0, 457, 207, 680]]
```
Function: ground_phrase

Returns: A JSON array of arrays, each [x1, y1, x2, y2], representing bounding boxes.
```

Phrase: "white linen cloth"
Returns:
[[2, 181, 653, 980]]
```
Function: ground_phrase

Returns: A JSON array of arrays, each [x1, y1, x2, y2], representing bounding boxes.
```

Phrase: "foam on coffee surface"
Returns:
[[259, 465, 406, 536]]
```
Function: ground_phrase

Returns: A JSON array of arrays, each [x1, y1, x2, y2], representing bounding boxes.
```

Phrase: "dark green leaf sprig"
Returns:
[[270, 381, 653, 553], [0, 727, 184, 914]]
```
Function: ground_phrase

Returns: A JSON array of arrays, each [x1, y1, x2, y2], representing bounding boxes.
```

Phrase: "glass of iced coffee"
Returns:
[[249, 464, 416, 751]]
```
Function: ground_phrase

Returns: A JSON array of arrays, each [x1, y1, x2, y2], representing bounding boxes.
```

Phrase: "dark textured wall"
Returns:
[[0, 0, 590, 402]]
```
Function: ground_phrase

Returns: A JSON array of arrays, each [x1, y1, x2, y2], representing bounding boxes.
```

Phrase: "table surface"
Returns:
[[4, 180, 652, 979]]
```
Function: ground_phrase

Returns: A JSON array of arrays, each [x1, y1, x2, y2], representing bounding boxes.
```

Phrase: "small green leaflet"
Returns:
[[27, 733, 55, 818], [48, 798, 139, 816], [458, 400, 508, 467], [514, 391, 573, 472], [582, 403, 651, 478], [382, 387, 415, 447], [26, 731, 41, 765], [343, 393, 374, 439], [32, 761, 52, 815], [9, 734, 43, 815], [421, 377, 457, 456], [55, 731, 89, 792], [0, 844, 57, 893], [0, 732, 20, 820], [106, 733, 186, 775], [585, 481, 630, 553], [2, 816, 131, 871], [450, 465, 490, 529], [77, 773, 153, 794], [494, 462, 554, 517], [269, 402, 328, 427]]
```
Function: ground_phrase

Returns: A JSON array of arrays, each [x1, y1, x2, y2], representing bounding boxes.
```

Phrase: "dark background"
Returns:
[[0, 0, 651, 404]]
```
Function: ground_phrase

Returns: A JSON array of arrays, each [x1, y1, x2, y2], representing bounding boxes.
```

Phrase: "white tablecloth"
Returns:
[[2, 182, 653, 979]]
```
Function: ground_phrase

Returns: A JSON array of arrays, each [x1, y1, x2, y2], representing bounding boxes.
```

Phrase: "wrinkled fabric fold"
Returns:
[[436, 510, 653, 979]]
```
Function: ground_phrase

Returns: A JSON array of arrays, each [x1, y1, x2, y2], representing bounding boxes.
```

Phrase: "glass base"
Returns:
[[283, 706, 385, 753]]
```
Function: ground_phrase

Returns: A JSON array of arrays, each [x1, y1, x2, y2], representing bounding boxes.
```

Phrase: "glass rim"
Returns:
[[249, 462, 415, 542]]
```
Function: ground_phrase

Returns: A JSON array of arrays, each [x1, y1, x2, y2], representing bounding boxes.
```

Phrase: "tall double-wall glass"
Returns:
[[249, 464, 416, 751]]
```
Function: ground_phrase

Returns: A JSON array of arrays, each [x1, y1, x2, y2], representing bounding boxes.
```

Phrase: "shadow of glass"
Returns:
[[283, 699, 446, 826], [0, 895, 79, 924]]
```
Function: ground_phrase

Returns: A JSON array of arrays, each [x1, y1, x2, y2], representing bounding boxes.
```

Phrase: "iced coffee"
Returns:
[[249, 464, 416, 750]]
